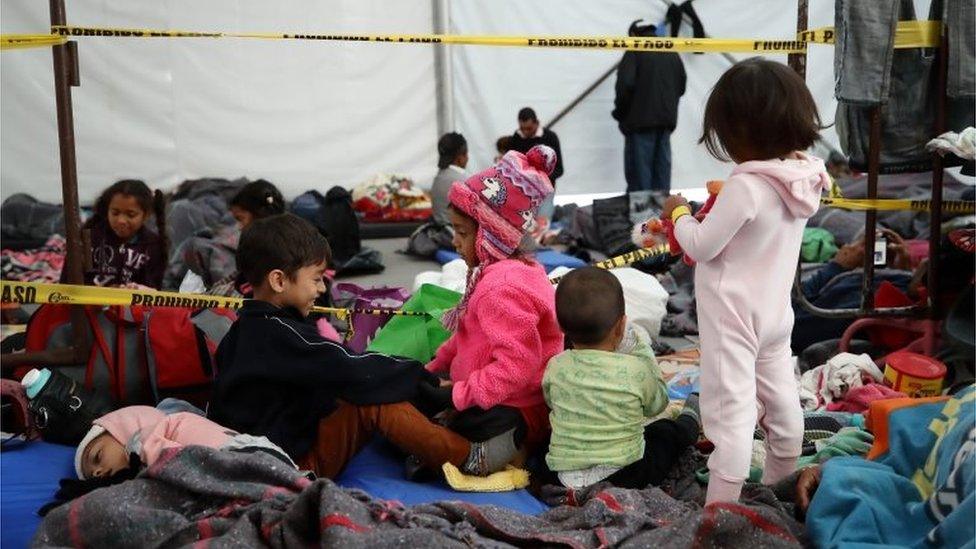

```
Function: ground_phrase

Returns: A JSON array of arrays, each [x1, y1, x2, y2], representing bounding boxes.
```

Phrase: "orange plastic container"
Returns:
[[883, 351, 946, 397]]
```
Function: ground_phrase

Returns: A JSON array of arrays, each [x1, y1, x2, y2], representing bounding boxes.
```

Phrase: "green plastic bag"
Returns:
[[366, 284, 461, 363], [801, 227, 839, 263]]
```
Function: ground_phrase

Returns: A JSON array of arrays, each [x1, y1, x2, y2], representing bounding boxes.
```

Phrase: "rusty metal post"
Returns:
[[859, 107, 882, 313], [927, 27, 949, 320], [788, 0, 808, 78], [50, 0, 89, 362]]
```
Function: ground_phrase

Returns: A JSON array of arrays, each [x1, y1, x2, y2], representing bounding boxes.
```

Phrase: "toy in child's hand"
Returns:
[[636, 180, 723, 266]]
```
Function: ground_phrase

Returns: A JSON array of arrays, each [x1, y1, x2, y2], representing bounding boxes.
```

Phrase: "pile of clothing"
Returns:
[[0, 235, 66, 283], [353, 174, 432, 223], [798, 352, 907, 413]]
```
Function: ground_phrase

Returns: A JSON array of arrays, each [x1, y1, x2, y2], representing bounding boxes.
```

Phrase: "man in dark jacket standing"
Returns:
[[510, 107, 563, 218], [612, 22, 686, 194]]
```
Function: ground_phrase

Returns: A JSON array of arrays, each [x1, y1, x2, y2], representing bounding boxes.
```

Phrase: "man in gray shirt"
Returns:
[[430, 132, 468, 225]]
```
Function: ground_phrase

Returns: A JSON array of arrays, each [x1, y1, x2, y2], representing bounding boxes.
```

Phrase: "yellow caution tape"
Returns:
[[548, 244, 671, 284], [1, 34, 67, 51], [821, 198, 975, 214], [798, 20, 941, 48], [0, 281, 428, 320], [0, 20, 939, 54], [828, 178, 845, 200], [0, 244, 671, 316]]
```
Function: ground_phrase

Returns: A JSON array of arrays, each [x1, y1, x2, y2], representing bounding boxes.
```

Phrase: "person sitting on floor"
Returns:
[[65, 179, 167, 289], [206, 179, 287, 297], [542, 267, 700, 489], [430, 132, 468, 226], [419, 145, 565, 468], [208, 214, 516, 479]]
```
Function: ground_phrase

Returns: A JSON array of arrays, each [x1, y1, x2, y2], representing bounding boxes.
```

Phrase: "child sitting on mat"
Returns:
[[209, 214, 516, 479], [419, 145, 564, 463], [542, 267, 700, 489], [66, 179, 167, 289]]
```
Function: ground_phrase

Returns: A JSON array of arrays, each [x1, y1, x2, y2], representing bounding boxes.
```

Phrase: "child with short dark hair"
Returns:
[[543, 267, 700, 489], [228, 179, 286, 229], [662, 58, 830, 503], [209, 214, 514, 478], [431, 133, 468, 225], [68, 179, 167, 288]]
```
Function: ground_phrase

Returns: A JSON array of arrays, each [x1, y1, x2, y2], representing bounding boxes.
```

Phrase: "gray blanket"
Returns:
[[34, 446, 804, 548]]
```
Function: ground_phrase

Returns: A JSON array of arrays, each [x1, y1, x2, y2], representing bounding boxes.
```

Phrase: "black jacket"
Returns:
[[612, 51, 686, 133], [509, 128, 565, 183], [209, 300, 426, 459]]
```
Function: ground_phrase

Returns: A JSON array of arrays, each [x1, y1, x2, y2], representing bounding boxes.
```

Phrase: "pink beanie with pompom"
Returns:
[[448, 144, 556, 264]]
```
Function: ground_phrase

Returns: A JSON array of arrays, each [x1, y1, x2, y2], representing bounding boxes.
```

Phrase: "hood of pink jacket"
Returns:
[[731, 152, 830, 218], [95, 405, 166, 447]]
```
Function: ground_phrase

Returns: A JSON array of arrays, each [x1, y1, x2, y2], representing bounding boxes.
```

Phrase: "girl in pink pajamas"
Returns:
[[663, 58, 831, 504]]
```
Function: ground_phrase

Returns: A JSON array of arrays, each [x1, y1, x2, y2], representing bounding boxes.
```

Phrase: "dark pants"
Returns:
[[447, 405, 527, 445], [542, 416, 698, 489], [624, 130, 672, 194]]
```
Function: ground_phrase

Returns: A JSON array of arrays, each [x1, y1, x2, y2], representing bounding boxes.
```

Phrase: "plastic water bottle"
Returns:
[[20, 368, 52, 399]]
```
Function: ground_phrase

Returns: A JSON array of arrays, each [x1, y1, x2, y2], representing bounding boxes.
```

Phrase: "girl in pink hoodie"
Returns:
[[426, 145, 564, 452], [662, 59, 830, 504], [76, 405, 294, 480]]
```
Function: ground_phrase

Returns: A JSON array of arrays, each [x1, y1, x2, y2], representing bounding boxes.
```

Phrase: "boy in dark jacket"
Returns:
[[209, 214, 515, 478]]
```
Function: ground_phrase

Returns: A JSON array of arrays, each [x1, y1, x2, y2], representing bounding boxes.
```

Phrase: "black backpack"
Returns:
[[290, 187, 362, 264], [28, 369, 115, 446]]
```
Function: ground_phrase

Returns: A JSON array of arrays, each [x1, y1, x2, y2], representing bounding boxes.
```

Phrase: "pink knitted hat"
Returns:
[[448, 145, 556, 264]]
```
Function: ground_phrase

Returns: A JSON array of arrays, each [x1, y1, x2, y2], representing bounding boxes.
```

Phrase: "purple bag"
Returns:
[[331, 283, 410, 352]]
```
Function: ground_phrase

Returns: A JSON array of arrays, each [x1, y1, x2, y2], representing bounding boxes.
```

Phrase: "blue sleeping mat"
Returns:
[[0, 440, 75, 549], [336, 437, 547, 514], [434, 248, 585, 273], [1, 437, 546, 548]]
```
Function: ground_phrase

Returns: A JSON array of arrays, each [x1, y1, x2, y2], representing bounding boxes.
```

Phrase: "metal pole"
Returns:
[[547, 63, 618, 130], [49, 0, 90, 363], [788, 0, 809, 78], [431, 0, 454, 135], [550, 0, 739, 131], [860, 106, 882, 313], [927, 27, 949, 320]]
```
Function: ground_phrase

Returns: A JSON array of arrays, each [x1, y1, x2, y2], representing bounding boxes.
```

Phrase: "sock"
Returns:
[[706, 474, 744, 504], [461, 428, 518, 476], [679, 393, 701, 426]]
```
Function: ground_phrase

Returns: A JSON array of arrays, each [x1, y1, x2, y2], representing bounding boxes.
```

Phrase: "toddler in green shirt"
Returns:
[[542, 267, 701, 489]]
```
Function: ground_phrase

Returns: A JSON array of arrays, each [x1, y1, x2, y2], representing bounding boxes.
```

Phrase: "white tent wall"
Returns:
[[0, 0, 439, 203], [450, 0, 840, 199], [0, 1, 845, 203]]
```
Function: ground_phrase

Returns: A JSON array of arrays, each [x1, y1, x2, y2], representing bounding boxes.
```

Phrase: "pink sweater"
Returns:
[[96, 406, 235, 467], [427, 259, 563, 411]]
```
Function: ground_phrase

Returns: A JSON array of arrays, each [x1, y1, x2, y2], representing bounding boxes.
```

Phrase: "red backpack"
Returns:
[[21, 304, 236, 409]]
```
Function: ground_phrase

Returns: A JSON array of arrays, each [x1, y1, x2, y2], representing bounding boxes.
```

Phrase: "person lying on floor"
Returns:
[[793, 385, 974, 548], [792, 228, 975, 354], [207, 214, 516, 480], [76, 405, 296, 481], [540, 267, 701, 489], [39, 403, 296, 515], [414, 145, 565, 474], [791, 228, 915, 353]]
